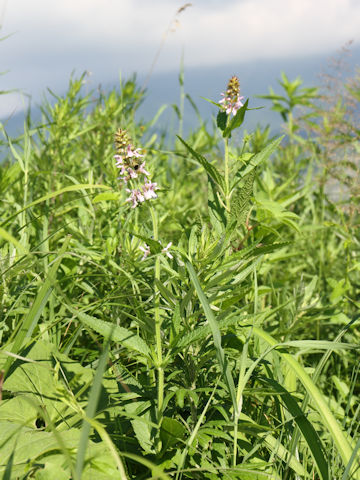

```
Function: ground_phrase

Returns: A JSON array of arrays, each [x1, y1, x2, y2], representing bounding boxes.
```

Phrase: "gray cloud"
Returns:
[[1, 0, 359, 117]]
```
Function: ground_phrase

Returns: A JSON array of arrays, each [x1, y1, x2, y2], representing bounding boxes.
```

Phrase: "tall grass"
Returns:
[[0, 61, 359, 480]]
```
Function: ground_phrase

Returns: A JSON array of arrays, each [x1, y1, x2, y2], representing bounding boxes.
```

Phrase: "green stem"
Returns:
[[150, 206, 164, 421], [224, 136, 230, 214]]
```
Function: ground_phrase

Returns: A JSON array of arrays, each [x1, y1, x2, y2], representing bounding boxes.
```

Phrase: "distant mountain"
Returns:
[[137, 45, 360, 135], [2, 46, 360, 143]]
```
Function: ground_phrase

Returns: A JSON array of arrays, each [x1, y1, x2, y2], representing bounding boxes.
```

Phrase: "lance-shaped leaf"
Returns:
[[177, 135, 224, 191]]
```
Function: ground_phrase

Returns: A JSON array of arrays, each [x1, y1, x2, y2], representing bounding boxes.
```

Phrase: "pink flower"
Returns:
[[117, 164, 127, 175], [114, 154, 123, 166], [127, 145, 144, 159], [127, 168, 138, 179], [138, 162, 150, 177], [125, 189, 138, 208], [139, 243, 150, 260], [136, 190, 145, 203], [126, 189, 145, 208], [161, 242, 173, 259], [142, 181, 158, 200]]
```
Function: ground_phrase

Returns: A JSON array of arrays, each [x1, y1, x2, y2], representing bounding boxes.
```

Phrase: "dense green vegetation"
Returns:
[[0, 63, 359, 479]]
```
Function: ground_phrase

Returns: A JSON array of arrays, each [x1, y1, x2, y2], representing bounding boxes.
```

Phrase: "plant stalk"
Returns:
[[150, 206, 164, 422], [224, 136, 231, 214]]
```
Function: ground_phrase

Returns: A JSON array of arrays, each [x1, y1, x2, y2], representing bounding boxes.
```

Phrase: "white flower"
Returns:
[[139, 243, 150, 260], [161, 242, 173, 259]]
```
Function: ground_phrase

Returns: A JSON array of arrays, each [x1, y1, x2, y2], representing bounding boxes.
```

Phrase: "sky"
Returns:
[[1, 0, 360, 119]]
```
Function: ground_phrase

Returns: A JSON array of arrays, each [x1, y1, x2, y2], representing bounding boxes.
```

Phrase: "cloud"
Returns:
[[3, 0, 359, 70], [0, 0, 359, 117], [178, 0, 360, 66]]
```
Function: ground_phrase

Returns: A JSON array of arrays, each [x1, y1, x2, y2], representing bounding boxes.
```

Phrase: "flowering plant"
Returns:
[[114, 128, 158, 208]]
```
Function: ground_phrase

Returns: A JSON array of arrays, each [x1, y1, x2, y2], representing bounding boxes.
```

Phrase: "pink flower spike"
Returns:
[[161, 242, 173, 259], [138, 162, 150, 176], [139, 243, 150, 260], [114, 154, 123, 165]]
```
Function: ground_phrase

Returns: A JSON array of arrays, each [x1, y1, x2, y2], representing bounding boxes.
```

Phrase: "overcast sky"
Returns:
[[1, 0, 360, 118]]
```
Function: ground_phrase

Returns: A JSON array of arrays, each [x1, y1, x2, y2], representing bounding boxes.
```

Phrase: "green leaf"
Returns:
[[1, 184, 111, 228], [2, 237, 71, 378], [0, 227, 28, 254], [208, 177, 226, 235], [92, 192, 119, 203], [177, 135, 224, 189], [216, 111, 227, 131], [2, 450, 15, 480], [186, 262, 238, 413], [69, 308, 151, 358], [262, 434, 307, 477], [160, 416, 186, 451], [253, 326, 356, 473], [129, 232, 162, 254], [223, 99, 249, 137], [230, 168, 256, 226], [75, 341, 110, 480], [259, 377, 329, 480], [239, 136, 284, 178]]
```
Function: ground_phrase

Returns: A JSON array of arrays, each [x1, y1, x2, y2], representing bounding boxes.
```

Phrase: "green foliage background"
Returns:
[[0, 64, 359, 479]]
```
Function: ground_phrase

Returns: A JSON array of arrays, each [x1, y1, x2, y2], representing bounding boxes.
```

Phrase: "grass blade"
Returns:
[[186, 261, 237, 413], [75, 340, 110, 480], [2, 236, 71, 378], [253, 326, 357, 476]]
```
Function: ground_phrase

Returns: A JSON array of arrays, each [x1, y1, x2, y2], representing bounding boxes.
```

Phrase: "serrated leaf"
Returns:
[[230, 169, 256, 226]]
